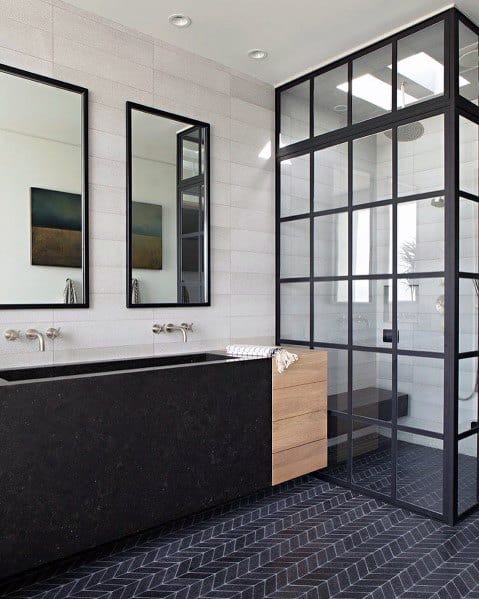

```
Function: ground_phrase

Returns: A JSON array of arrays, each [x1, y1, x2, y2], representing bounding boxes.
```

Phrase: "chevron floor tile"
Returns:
[[3, 472, 479, 599]]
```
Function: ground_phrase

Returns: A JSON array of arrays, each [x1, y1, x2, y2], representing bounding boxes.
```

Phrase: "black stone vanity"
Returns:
[[0, 353, 272, 580]]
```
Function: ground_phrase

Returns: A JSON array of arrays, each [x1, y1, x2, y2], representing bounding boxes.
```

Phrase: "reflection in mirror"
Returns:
[[0, 67, 88, 308], [127, 103, 209, 307]]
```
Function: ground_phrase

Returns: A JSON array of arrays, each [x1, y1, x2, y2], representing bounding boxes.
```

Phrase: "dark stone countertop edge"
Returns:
[[0, 351, 270, 387]]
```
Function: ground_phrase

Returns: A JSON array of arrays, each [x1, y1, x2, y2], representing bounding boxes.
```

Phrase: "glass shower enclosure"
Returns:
[[276, 8, 479, 524]]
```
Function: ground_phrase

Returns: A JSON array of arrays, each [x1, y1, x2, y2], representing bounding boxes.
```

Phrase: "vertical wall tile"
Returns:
[[0, 0, 275, 365]]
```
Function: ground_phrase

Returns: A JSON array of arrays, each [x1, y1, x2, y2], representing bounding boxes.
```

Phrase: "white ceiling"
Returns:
[[64, 0, 479, 86]]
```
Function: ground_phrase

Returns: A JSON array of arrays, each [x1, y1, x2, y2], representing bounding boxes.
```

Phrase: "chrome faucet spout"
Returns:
[[152, 322, 193, 343], [26, 329, 45, 352]]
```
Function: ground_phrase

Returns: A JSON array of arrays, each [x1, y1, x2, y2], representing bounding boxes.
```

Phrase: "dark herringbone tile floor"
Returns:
[[3, 476, 479, 599]]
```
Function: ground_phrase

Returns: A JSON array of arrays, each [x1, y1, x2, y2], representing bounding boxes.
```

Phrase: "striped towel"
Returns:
[[225, 345, 298, 373], [131, 278, 141, 304]]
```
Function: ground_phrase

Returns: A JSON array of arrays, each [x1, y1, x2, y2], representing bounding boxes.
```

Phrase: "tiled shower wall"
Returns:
[[0, 0, 275, 367]]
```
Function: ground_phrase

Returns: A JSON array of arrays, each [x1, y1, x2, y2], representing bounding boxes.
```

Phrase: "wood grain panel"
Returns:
[[272, 351, 327, 390], [273, 411, 327, 453], [272, 439, 327, 485], [273, 380, 327, 422]]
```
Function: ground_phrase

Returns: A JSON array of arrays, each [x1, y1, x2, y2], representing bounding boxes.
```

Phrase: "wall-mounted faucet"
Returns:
[[25, 329, 45, 352], [4, 329, 20, 342], [152, 323, 193, 343], [4, 327, 61, 352], [46, 327, 61, 340]]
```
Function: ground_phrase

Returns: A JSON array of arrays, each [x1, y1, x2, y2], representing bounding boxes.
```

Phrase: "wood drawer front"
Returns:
[[273, 411, 326, 453], [272, 439, 327, 485], [273, 381, 326, 422], [273, 351, 327, 390]]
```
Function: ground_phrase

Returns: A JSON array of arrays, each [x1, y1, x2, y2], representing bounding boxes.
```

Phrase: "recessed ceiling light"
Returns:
[[333, 104, 347, 113], [248, 49, 268, 60], [168, 14, 191, 28]]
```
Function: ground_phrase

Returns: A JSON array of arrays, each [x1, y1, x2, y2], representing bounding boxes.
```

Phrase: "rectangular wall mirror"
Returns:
[[0, 64, 88, 309], [126, 102, 210, 307]]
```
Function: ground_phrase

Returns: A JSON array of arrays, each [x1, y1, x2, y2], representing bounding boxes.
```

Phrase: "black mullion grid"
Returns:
[[277, 103, 449, 161], [279, 273, 447, 283], [347, 137, 353, 483], [391, 122, 399, 503], [276, 10, 451, 95], [460, 190, 479, 203], [275, 8, 476, 524], [310, 151, 314, 349], [279, 190, 448, 224], [444, 8, 460, 524], [329, 408, 446, 440]]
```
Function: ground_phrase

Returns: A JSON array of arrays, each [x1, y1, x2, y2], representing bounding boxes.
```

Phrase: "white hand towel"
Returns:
[[225, 345, 298, 373]]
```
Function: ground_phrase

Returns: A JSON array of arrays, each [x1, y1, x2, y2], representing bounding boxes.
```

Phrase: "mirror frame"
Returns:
[[126, 102, 211, 308], [0, 63, 89, 310]]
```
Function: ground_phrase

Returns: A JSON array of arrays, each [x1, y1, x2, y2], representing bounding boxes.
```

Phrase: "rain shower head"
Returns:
[[384, 81, 425, 143], [384, 121, 425, 142]]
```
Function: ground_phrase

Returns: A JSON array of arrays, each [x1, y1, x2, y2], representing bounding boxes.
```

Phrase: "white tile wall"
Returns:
[[0, 0, 275, 366]]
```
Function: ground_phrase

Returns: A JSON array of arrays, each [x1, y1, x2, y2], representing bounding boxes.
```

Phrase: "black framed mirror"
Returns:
[[126, 102, 210, 307], [0, 64, 89, 309]]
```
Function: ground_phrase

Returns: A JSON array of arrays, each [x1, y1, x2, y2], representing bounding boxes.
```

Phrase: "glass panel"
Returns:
[[397, 114, 444, 197], [181, 238, 199, 272], [397, 277, 444, 352], [397, 356, 444, 434], [280, 155, 310, 217], [280, 282, 309, 342], [353, 279, 392, 348], [327, 349, 349, 412], [314, 143, 348, 211], [397, 22, 444, 109], [352, 205, 392, 275], [352, 45, 392, 124], [459, 435, 479, 515], [280, 219, 310, 278], [181, 192, 200, 235], [460, 198, 479, 273], [459, 116, 479, 196], [353, 351, 392, 421], [352, 422, 391, 496], [314, 281, 348, 345], [314, 64, 348, 135], [324, 412, 349, 481], [398, 198, 444, 274], [397, 431, 443, 514], [459, 357, 478, 434], [459, 277, 479, 354], [182, 134, 200, 179], [459, 21, 479, 106], [353, 130, 392, 205], [314, 212, 348, 277], [280, 81, 310, 147]]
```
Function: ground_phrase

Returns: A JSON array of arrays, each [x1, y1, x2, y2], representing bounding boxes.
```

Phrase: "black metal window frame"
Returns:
[[176, 125, 207, 304], [275, 7, 479, 525]]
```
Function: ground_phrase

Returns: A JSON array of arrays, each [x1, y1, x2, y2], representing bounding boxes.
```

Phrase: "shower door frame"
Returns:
[[275, 8, 478, 525]]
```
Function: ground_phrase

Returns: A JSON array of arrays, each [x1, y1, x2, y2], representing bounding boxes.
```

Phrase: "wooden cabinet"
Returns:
[[272, 349, 328, 485]]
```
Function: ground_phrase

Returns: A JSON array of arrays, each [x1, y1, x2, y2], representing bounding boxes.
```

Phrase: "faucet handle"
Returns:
[[152, 323, 166, 334], [4, 329, 20, 341], [181, 322, 193, 331], [46, 327, 61, 340]]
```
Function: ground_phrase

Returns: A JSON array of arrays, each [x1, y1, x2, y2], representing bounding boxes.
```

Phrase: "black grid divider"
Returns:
[[276, 7, 479, 524]]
